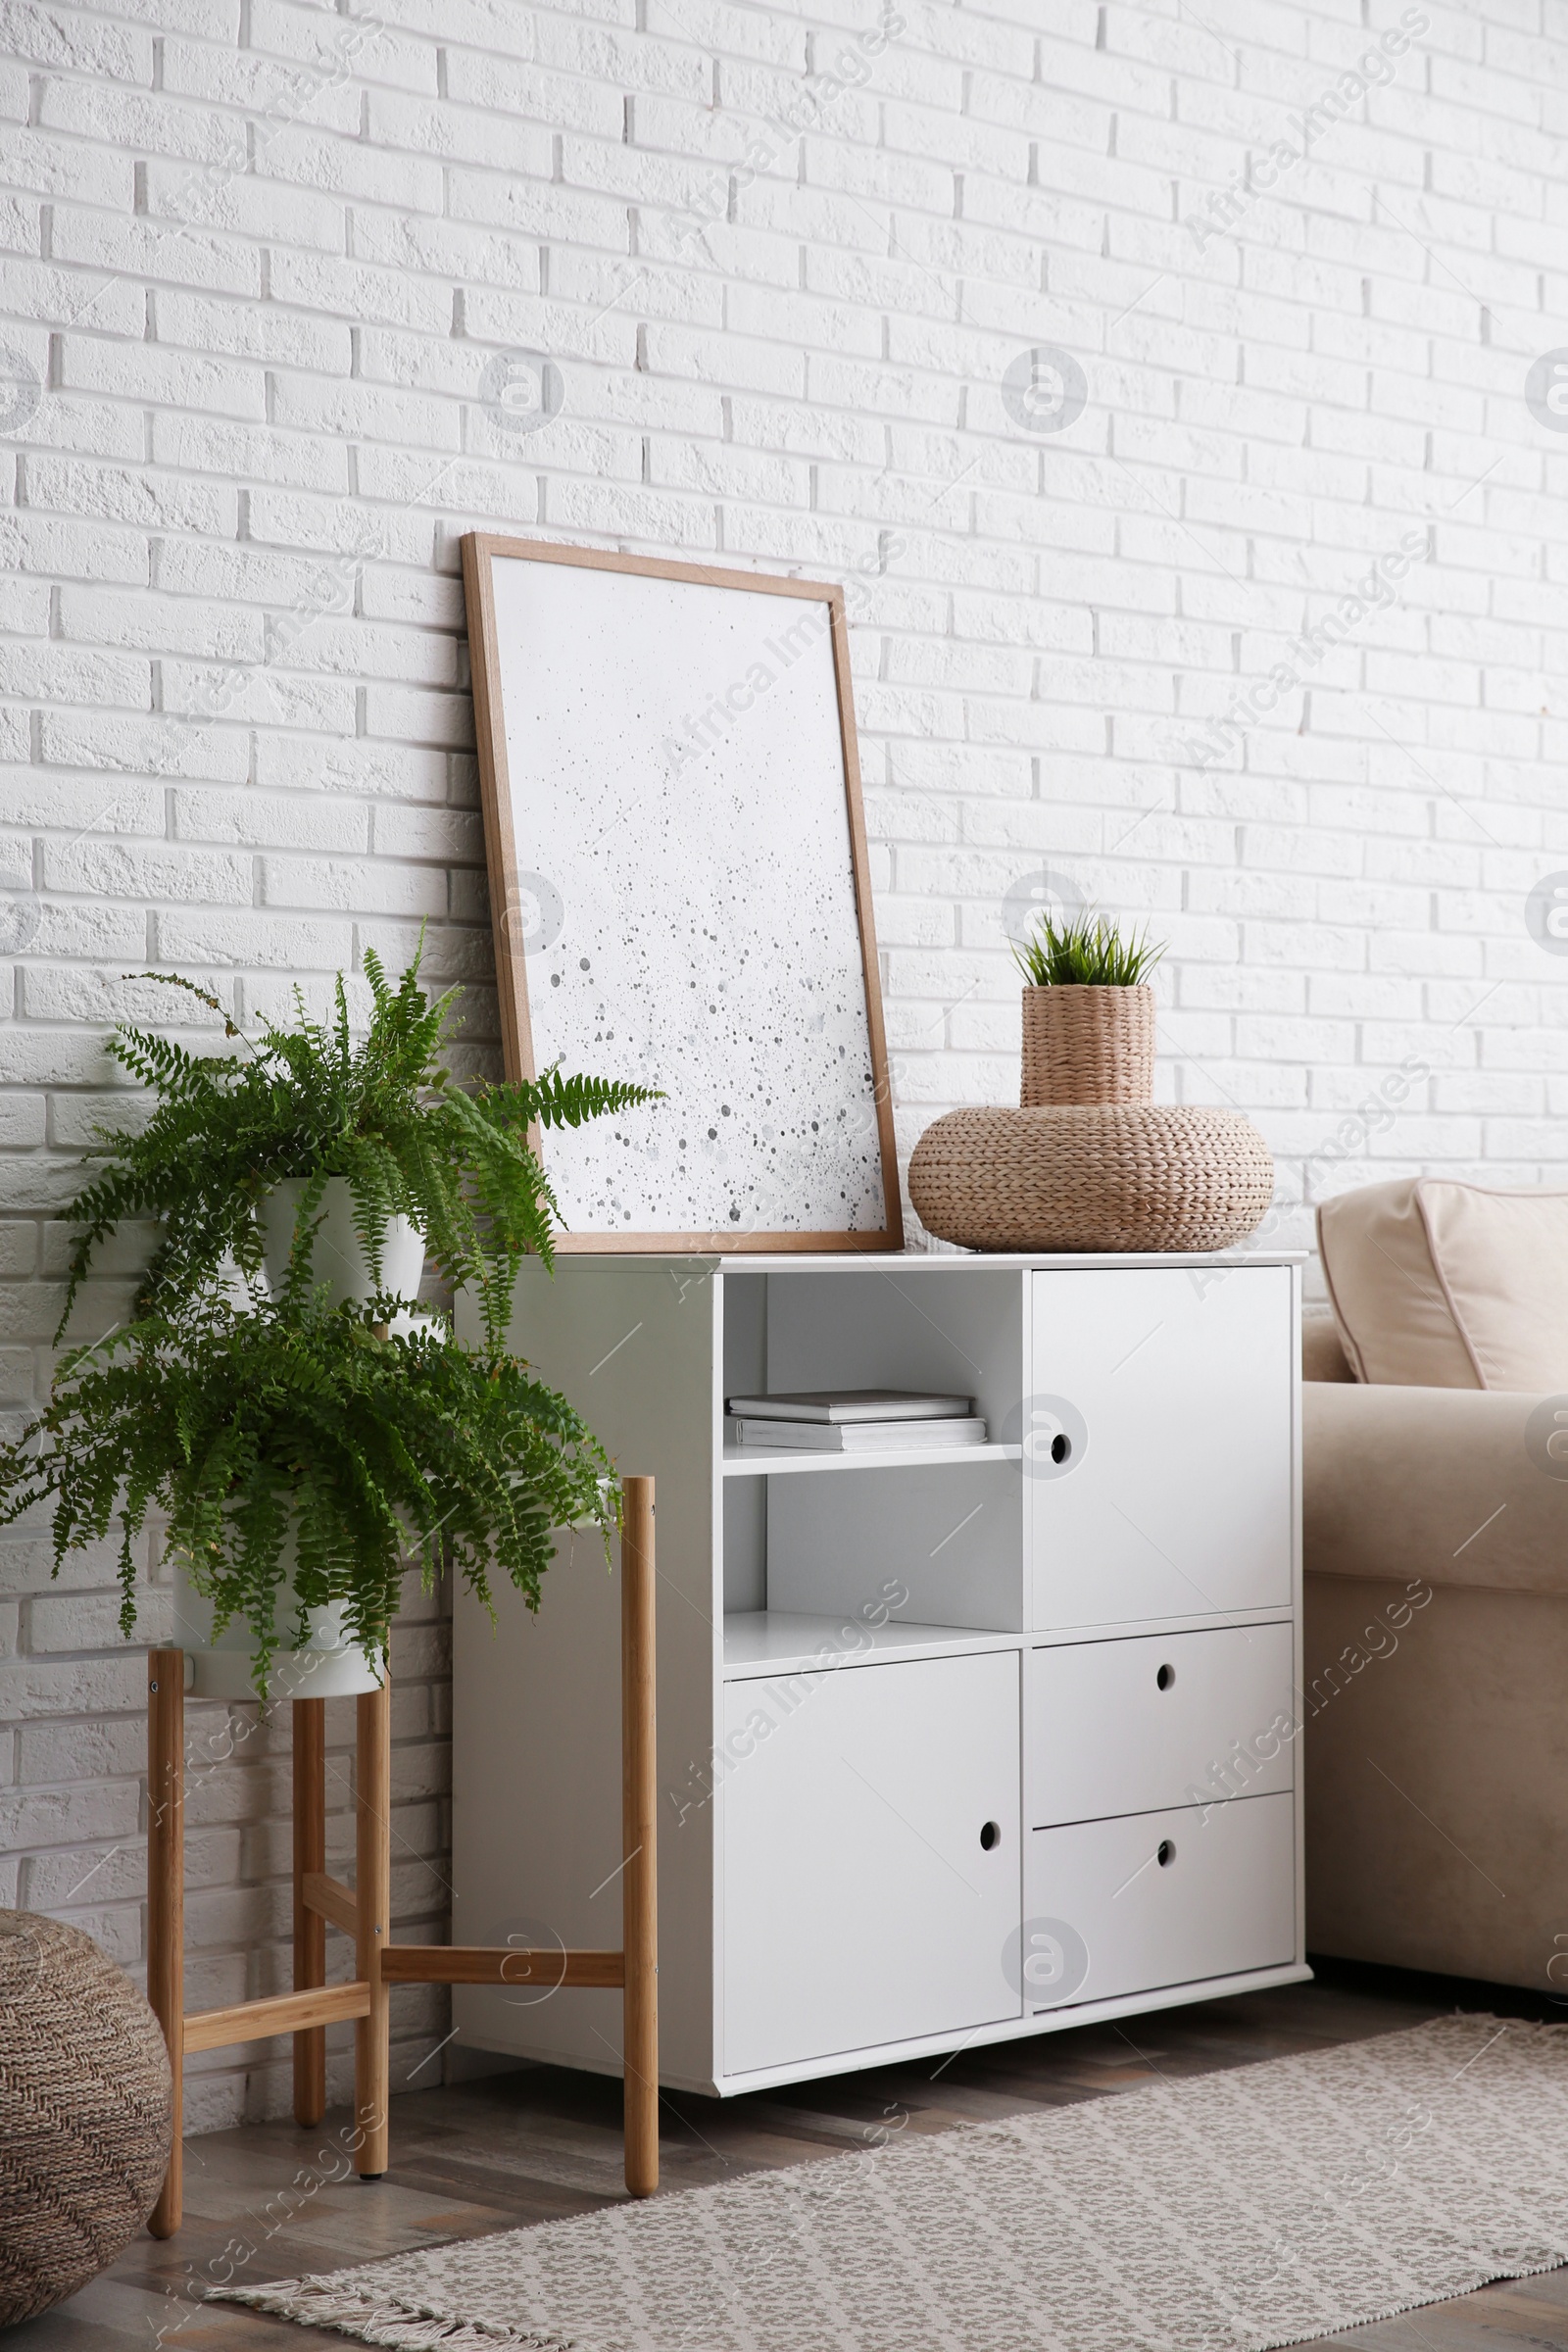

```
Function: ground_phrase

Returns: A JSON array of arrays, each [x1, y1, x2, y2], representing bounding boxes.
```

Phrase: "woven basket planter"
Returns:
[[908, 1104, 1274, 1253], [1020, 984, 1154, 1106], [0, 1909, 172, 2325]]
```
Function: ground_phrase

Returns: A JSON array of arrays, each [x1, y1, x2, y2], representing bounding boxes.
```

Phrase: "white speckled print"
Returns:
[[487, 556, 887, 1238]]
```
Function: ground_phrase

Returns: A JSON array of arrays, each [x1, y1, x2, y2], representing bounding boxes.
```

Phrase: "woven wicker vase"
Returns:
[[0, 1910, 172, 2325], [1020, 984, 1155, 1106], [908, 1104, 1274, 1252]]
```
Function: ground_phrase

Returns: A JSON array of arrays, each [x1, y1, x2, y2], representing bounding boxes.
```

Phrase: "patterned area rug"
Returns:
[[220, 2016, 1568, 2352]]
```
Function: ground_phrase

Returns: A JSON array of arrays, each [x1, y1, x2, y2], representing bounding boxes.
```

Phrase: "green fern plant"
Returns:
[[61, 943, 657, 1348], [0, 1293, 616, 1697], [1011, 907, 1165, 989]]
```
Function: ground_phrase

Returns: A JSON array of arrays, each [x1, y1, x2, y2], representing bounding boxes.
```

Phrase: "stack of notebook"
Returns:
[[725, 1390, 987, 1451]]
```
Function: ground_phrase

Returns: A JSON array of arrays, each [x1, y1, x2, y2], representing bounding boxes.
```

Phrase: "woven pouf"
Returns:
[[908, 1104, 1274, 1251], [0, 1909, 172, 2325]]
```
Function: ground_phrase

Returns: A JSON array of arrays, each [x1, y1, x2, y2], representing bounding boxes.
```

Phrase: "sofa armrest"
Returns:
[[1303, 1379, 1568, 1596], [1302, 1312, 1354, 1383]]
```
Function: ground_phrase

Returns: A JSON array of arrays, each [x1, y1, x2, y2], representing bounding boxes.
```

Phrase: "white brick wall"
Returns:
[[2, 0, 1566, 2124]]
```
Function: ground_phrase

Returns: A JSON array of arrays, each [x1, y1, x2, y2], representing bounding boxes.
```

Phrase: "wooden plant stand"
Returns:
[[145, 1476, 659, 2235]]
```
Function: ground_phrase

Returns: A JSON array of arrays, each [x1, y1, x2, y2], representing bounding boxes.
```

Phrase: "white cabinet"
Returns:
[[453, 1247, 1304, 2099], [1029, 1265, 1293, 1629], [722, 1651, 1021, 2074]]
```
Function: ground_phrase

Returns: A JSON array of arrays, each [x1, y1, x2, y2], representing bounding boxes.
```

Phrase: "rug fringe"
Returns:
[[215, 2279, 578, 2352]]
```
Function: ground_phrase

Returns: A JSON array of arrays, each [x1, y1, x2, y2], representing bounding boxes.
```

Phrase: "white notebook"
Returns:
[[723, 1389, 974, 1424], [729, 1416, 989, 1452]]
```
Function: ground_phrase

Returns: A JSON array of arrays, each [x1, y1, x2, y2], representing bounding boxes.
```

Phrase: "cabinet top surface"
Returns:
[[562, 1249, 1307, 1273]]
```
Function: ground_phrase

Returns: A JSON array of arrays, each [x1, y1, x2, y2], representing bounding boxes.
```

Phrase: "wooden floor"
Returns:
[[21, 1959, 1568, 2352]]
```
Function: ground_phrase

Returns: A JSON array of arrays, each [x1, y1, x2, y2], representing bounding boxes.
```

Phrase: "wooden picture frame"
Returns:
[[462, 533, 903, 1254]]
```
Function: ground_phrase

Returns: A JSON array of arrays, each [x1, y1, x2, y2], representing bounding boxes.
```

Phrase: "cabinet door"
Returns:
[[1030, 1266, 1293, 1629], [1028, 1624, 1296, 1827], [722, 1650, 1021, 2077], [1025, 1793, 1296, 2010]]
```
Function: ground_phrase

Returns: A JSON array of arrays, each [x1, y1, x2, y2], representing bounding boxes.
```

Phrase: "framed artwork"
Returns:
[[462, 534, 902, 1253]]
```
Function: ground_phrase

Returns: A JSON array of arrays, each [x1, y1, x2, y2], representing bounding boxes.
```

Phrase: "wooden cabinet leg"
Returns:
[[620, 1478, 659, 2198], [147, 1647, 184, 2239], [354, 1673, 391, 2178], [292, 1696, 327, 2128]]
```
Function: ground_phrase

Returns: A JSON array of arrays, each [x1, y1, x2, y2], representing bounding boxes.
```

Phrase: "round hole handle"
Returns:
[[1155, 1663, 1175, 1692], [1157, 1838, 1176, 1868], [1051, 1433, 1070, 1464], [979, 1820, 1002, 1851]]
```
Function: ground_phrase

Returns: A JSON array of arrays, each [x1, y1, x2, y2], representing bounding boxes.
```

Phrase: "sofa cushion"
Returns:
[[1317, 1175, 1568, 1390]]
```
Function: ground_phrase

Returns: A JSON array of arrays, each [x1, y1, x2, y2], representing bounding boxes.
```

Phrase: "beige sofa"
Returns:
[[1303, 1309, 1568, 1992]]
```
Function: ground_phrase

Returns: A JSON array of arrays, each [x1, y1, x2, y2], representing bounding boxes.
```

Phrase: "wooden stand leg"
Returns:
[[293, 1696, 327, 2127], [620, 1478, 659, 2198], [354, 1673, 392, 2178], [147, 1647, 184, 2239]]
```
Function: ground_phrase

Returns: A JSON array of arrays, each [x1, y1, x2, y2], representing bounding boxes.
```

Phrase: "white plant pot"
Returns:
[[259, 1175, 425, 1310], [172, 1521, 383, 1702]]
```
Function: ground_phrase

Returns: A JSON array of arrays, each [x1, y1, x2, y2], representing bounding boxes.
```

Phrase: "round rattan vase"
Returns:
[[0, 1909, 172, 2326], [1020, 984, 1155, 1107], [908, 1104, 1274, 1252]]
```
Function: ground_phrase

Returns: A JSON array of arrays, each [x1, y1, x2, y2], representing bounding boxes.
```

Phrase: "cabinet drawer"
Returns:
[[1024, 1792, 1295, 2011], [1028, 1624, 1295, 1827]]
